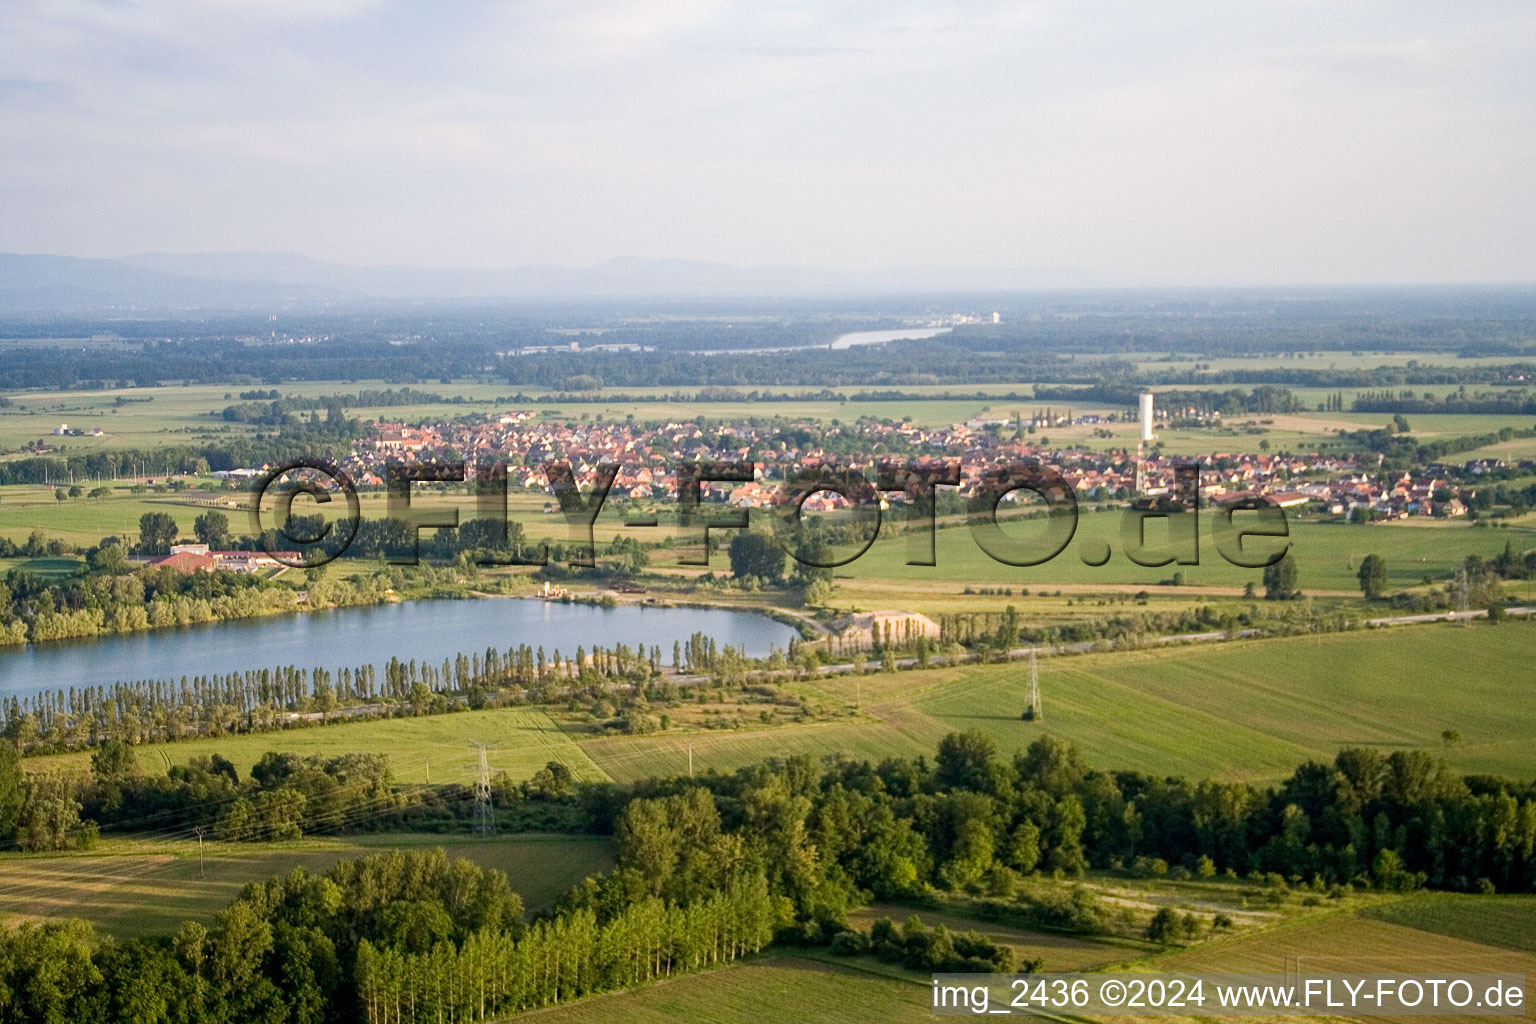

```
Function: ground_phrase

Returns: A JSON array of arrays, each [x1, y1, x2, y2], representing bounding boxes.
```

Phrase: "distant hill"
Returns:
[[0, 250, 1104, 310], [0, 253, 341, 310]]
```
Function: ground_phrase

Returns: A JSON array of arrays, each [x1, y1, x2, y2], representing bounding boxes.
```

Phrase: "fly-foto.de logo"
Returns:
[[251, 456, 1293, 571]]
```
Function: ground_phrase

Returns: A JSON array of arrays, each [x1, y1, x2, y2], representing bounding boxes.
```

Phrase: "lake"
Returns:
[[694, 326, 952, 356], [828, 326, 953, 349], [0, 598, 799, 699]]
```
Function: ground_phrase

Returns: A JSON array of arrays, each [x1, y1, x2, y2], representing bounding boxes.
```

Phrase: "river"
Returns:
[[0, 599, 799, 700], [827, 326, 953, 349], [693, 325, 952, 356]]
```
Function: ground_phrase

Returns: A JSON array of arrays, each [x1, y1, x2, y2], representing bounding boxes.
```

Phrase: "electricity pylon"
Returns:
[[470, 742, 495, 835]]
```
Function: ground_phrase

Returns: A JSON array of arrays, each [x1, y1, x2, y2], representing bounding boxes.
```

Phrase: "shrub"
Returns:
[[830, 930, 870, 956], [1146, 908, 1180, 943]]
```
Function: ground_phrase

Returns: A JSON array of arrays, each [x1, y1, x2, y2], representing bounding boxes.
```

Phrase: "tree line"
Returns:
[[0, 732, 1532, 1022], [1, 625, 755, 756], [0, 841, 773, 1023], [0, 558, 393, 650]]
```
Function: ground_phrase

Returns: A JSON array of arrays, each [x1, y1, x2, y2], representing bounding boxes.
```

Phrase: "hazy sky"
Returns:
[[2, 0, 1534, 284]]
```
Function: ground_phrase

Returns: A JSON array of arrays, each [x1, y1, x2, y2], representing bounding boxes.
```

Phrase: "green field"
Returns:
[[1162, 908, 1536, 975], [1361, 894, 1536, 954], [0, 833, 614, 938], [0, 490, 229, 546], [523, 957, 933, 1024], [910, 623, 1536, 781], [2, 484, 598, 551], [1016, 405, 1536, 458], [1129, 351, 1525, 375], [32, 708, 607, 786], [838, 509, 1534, 592], [1158, 908, 1535, 1024], [578, 705, 953, 785], [0, 380, 1018, 456], [0, 555, 84, 577], [1462, 434, 1536, 462], [579, 622, 1536, 784], [21, 375, 1523, 463], [4, 374, 1527, 467], [22, 618, 1536, 790]]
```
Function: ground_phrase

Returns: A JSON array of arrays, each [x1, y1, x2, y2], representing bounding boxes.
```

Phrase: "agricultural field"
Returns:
[[902, 623, 1536, 781], [529, 394, 1023, 428], [578, 708, 950, 785], [1160, 909, 1536, 976], [40, 374, 1516, 457], [7, 393, 1526, 473], [1128, 351, 1523, 375], [837, 509, 1532, 596], [1033, 404, 1535, 458], [18, 618, 1536, 791], [1156, 907, 1535, 1024], [2, 482, 587, 550], [523, 957, 933, 1024], [0, 555, 83, 577], [0, 833, 614, 938], [0, 379, 1024, 457], [0, 488, 229, 546], [1320, 412, 1536, 440], [30, 708, 607, 787], [1361, 894, 1536, 954], [579, 622, 1536, 784], [1461, 433, 1536, 462]]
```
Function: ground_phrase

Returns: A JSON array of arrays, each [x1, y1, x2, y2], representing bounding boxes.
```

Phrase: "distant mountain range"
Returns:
[[0, 251, 1104, 310]]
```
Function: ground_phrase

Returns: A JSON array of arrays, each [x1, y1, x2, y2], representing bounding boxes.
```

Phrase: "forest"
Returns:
[[0, 731, 1532, 1023], [3, 288, 1536, 390]]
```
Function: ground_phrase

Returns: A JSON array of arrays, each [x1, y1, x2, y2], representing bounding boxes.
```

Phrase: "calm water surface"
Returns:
[[0, 599, 798, 699], [828, 326, 953, 349]]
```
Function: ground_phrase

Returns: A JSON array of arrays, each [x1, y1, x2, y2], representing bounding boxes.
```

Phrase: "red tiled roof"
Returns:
[[145, 551, 215, 573]]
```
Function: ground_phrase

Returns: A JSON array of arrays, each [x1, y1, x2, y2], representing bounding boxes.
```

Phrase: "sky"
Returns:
[[2, 0, 1534, 285]]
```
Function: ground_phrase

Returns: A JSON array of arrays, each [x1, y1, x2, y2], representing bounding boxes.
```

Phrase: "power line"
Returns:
[[470, 742, 494, 836]]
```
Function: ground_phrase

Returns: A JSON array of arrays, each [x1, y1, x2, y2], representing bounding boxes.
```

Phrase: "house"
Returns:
[[142, 550, 216, 574], [211, 550, 302, 572], [143, 543, 299, 573]]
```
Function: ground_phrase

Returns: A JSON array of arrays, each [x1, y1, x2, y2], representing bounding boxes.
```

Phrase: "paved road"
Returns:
[[1364, 606, 1533, 626]]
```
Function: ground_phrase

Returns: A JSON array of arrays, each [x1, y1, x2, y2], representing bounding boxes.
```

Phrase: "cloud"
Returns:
[[1272, 37, 1435, 69], [0, 0, 1533, 283]]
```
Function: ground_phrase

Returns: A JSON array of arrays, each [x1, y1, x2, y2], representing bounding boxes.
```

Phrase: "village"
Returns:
[[334, 407, 1515, 523]]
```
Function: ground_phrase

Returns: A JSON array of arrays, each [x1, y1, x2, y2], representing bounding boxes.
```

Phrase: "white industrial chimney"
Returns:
[[1138, 393, 1155, 442]]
